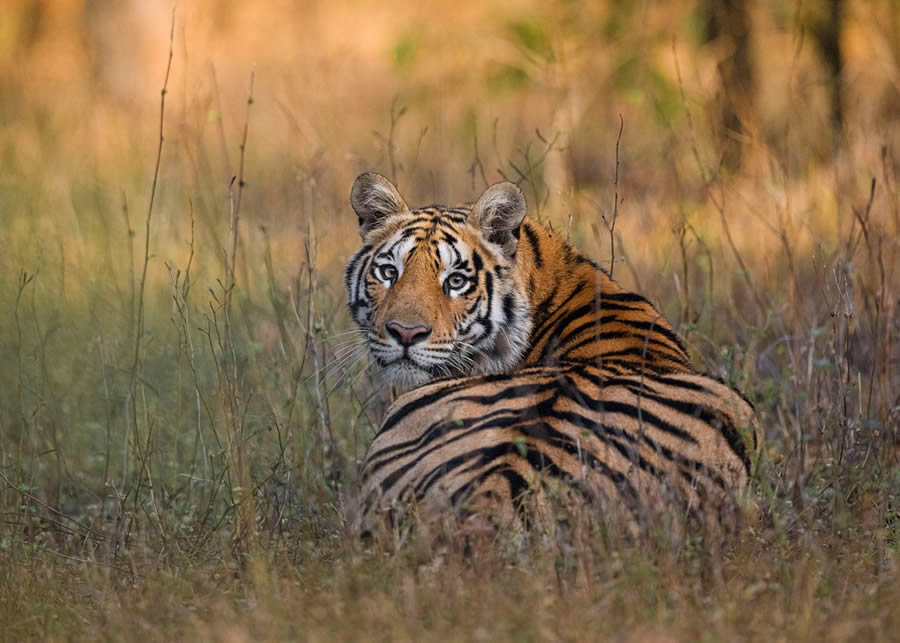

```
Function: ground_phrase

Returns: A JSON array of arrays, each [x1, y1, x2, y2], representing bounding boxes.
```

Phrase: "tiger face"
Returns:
[[345, 173, 533, 389]]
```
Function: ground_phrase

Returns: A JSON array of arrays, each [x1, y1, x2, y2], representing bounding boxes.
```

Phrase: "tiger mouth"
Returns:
[[381, 356, 437, 375], [379, 357, 442, 389], [372, 343, 472, 383]]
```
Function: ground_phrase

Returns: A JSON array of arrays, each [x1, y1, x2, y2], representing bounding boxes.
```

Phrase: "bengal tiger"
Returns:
[[343, 172, 761, 541]]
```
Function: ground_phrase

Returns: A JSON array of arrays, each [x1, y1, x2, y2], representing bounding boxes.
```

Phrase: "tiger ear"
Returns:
[[469, 181, 527, 258], [350, 172, 409, 237]]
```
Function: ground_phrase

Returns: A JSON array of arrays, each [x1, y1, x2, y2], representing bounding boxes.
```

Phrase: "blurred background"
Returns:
[[0, 0, 898, 569]]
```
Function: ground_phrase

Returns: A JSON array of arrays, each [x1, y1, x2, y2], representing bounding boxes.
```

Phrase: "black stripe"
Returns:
[[344, 246, 370, 293], [472, 250, 483, 272], [484, 269, 493, 297], [379, 380, 471, 434], [465, 294, 483, 316], [355, 255, 371, 306], [592, 301, 645, 313], [615, 318, 688, 358], [529, 287, 589, 352], [590, 347, 685, 372], [522, 222, 543, 268], [502, 293, 515, 325], [533, 303, 597, 361], [600, 290, 654, 304], [531, 284, 558, 330]]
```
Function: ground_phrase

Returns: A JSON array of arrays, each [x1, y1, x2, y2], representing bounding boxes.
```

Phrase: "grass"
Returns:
[[1, 1, 898, 640]]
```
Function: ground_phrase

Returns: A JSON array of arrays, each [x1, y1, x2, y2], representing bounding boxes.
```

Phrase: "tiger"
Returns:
[[343, 172, 761, 540]]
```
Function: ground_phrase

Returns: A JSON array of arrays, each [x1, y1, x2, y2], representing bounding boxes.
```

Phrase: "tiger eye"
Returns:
[[446, 273, 467, 290], [377, 265, 397, 283]]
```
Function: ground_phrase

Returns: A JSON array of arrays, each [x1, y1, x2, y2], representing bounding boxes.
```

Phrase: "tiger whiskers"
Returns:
[[323, 328, 368, 342], [321, 358, 376, 401], [312, 345, 370, 384], [453, 339, 497, 374], [329, 339, 370, 363]]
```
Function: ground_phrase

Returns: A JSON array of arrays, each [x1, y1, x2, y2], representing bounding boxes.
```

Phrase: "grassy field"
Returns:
[[1, 1, 898, 640]]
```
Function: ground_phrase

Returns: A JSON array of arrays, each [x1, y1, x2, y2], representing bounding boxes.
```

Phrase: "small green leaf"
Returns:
[[513, 436, 528, 458], [508, 20, 552, 61], [486, 64, 529, 93], [391, 32, 420, 70]]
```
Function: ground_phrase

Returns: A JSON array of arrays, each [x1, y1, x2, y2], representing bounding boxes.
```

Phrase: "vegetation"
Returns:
[[1, 1, 897, 640]]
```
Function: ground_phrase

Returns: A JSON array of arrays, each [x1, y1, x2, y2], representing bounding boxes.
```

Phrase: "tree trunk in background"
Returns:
[[701, 0, 755, 174], [813, 0, 845, 137], [15, 0, 45, 51]]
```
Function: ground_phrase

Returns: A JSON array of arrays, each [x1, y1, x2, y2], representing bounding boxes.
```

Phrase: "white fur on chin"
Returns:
[[382, 361, 433, 391]]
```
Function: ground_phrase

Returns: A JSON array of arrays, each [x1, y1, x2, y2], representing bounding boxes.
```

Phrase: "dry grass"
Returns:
[[1, 1, 898, 640]]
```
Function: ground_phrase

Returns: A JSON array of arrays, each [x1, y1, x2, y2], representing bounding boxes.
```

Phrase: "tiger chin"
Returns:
[[344, 172, 534, 391]]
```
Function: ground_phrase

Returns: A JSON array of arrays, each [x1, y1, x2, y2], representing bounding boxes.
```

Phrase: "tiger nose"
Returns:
[[386, 321, 432, 346]]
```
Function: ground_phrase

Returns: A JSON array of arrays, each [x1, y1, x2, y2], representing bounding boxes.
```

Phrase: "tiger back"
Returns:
[[354, 364, 760, 540]]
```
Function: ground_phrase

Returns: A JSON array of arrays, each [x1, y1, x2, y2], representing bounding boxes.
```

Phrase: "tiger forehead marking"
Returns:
[[374, 209, 486, 282]]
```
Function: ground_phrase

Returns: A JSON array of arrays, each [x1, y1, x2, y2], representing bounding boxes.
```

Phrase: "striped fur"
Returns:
[[344, 174, 761, 538], [353, 364, 759, 538]]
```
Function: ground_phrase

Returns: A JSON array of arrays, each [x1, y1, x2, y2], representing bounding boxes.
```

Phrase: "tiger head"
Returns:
[[344, 172, 533, 389]]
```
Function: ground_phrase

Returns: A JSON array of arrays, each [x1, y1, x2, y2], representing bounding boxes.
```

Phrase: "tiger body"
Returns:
[[344, 173, 760, 539], [357, 365, 756, 538]]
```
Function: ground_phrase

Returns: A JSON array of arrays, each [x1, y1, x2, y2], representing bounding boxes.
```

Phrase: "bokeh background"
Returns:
[[1, 1, 899, 639]]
